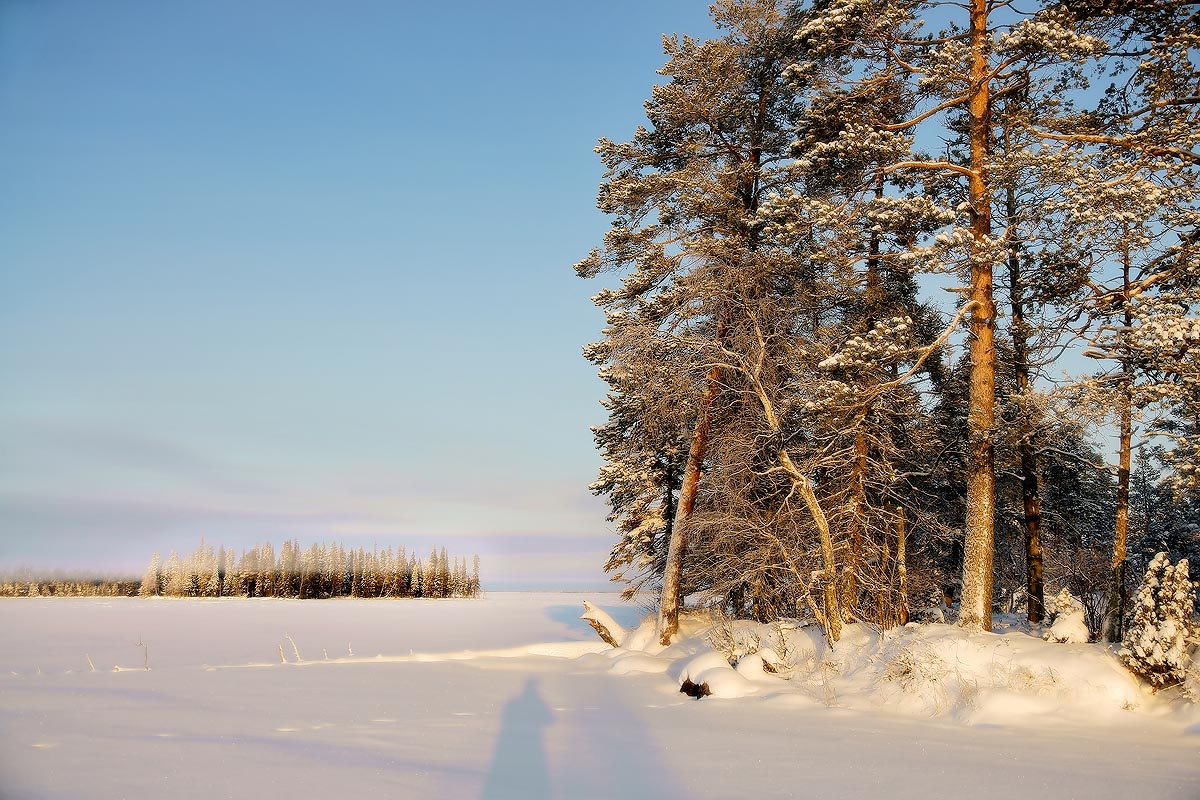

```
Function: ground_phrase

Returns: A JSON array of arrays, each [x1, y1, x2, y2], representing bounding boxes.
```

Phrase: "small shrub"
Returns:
[[1182, 647, 1200, 703], [882, 644, 946, 692], [1043, 589, 1090, 644], [912, 590, 950, 624], [1119, 553, 1196, 689], [705, 608, 762, 666]]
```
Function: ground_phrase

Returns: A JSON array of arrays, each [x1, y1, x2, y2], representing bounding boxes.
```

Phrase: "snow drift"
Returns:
[[582, 605, 1198, 726]]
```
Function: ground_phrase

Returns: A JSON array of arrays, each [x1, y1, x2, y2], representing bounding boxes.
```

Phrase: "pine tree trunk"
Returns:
[[847, 193, 882, 623], [657, 362, 721, 646], [841, 426, 868, 616], [1019, 436, 1045, 622], [1105, 243, 1134, 643], [1105, 385, 1131, 642], [662, 464, 678, 555], [959, 0, 997, 632], [656, 71, 769, 644], [878, 517, 892, 627], [1006, 185, 1045, 624], [896, 506, 909, 626]]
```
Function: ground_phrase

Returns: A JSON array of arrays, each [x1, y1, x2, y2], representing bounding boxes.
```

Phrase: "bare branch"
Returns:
[[882, 160, 977, 180]]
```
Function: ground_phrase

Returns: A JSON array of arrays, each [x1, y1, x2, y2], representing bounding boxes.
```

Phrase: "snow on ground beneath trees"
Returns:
[[1, 594, 1197, 799]]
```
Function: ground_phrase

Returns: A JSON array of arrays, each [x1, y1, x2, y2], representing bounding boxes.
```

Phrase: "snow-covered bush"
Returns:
[[881, 642, 948, 694], [912, 590, 951, 624], [701, 605, 766, 666], [1043, 589, 1090, 644], [1183, 639, 1200, 702], [1119, 553, 1196, 689]]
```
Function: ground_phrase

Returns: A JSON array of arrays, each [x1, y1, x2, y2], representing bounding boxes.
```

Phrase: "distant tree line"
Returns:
[[0, 540, 482, 599], [0, 569, 139, 597]]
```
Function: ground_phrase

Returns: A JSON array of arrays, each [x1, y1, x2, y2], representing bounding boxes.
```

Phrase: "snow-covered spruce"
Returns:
[[1119, 553, 1196, 689]]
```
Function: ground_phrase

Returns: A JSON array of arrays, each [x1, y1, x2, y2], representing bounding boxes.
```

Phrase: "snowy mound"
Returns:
[[850, 624, 1144, 723], [579, 606, 1188, 726]]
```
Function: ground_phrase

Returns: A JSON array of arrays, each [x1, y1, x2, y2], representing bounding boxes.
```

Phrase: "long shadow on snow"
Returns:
[[481, 678, 553, 800], [479, 674, 680, 800]]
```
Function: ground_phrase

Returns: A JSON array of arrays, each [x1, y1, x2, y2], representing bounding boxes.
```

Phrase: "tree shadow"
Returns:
[[481, 678, 553, 800]]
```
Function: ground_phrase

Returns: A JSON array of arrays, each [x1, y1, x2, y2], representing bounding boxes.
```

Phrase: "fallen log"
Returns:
[[580, 601, 626, 648]]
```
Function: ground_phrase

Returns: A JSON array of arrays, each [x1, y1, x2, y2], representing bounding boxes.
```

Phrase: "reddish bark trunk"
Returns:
[[959, 0, 998, 632], [1105, 243, 1134, 643], [657, 363, 721, 645], [1006, 184, 1045, 624]]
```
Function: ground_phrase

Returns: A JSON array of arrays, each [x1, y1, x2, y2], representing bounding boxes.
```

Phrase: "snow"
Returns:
[[674, 651, 760, 698], [2, 594, 1198, 799], [1043, 588, 1091, 644]]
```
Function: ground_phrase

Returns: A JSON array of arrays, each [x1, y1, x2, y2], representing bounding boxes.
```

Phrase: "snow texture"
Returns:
[[1, 594, 1198, 799]]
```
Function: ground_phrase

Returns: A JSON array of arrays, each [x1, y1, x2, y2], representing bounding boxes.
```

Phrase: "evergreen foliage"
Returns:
[[578, 0, 1200, 641], [1119, 552, 1197, 688], [0, 570, 139, 598]]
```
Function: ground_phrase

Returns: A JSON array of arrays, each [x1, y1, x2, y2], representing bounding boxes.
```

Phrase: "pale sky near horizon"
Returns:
[[0, 0, 719, 589]]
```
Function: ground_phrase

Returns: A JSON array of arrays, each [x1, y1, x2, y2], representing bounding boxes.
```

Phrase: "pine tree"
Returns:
[[430, 548, 439, 597], [237, 548, 256, 597], [163, 551, 186, 597], [216, 545, 227, 597], [360, 547, 378, 597], [196, 542, 219, 597], [258, 542, 276, 597], [785, 0, 1131, 630], [396, 547, 409, 595], [405, 548, 418, 596], [224, 547, 243, 596], [1120, 552, 1196, 688], [139, 553, 162, 597], [578, 0, 814, 643], [587, 330, 693, 598], [1051, 140, 1199, 641], [438, 547, 450, 598], [333, 544, 349, 597], [350, 548, 363, 597]]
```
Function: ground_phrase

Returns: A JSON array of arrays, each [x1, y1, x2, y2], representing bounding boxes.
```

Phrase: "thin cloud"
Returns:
[[1, 420, 271, 496]]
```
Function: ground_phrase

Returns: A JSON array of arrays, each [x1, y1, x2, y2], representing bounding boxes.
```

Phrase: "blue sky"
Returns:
[[0, 0, 719, 588]]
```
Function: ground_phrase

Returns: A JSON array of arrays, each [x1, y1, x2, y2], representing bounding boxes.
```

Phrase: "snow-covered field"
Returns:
[[1, 594, 1197, 799]]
